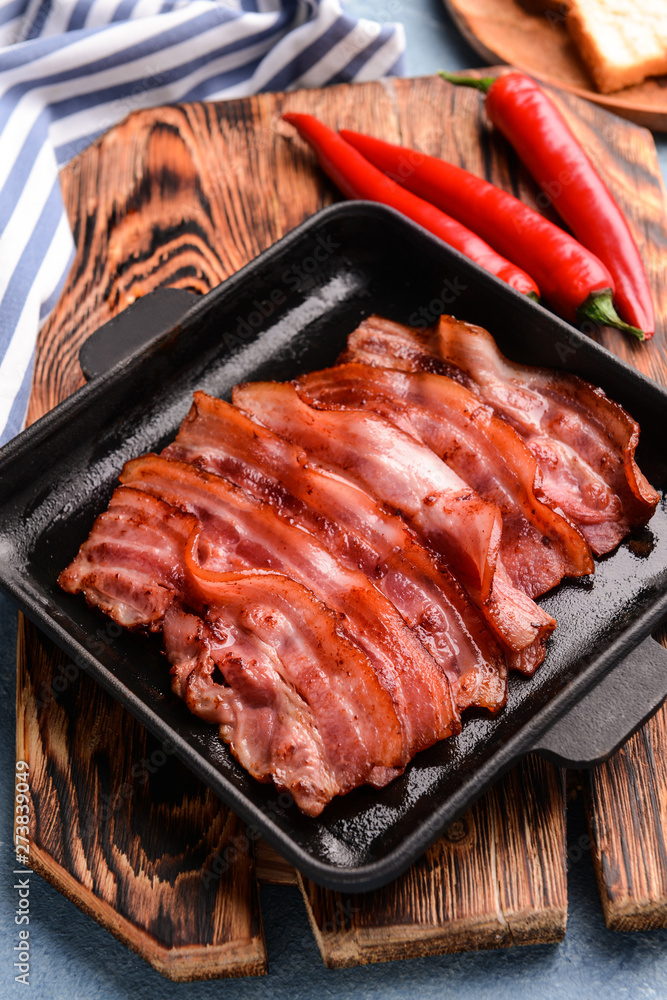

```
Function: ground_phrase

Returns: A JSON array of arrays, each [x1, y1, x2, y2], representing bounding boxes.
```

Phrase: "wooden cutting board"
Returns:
[[15, 71, 667, 980]]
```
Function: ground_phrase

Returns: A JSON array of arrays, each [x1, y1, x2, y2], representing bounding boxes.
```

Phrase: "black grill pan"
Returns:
[[2, 202, 667, 892]]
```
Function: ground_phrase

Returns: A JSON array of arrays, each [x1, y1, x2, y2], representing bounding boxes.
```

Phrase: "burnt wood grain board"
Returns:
[[299, 757, 566, 967], [584, 626, 667, 931], [14, 71, 667, 974], [16, 616, 267, 981]]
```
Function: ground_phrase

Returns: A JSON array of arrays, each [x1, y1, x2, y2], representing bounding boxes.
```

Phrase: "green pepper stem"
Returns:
[[577, 290, 645, 341], [439, 72, 496, 94]]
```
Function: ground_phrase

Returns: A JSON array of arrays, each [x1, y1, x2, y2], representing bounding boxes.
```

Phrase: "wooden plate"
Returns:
[[442, 0, 667, 130]]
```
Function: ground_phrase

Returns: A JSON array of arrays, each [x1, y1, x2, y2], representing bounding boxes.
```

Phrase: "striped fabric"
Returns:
[[0, 0, 405, 443]]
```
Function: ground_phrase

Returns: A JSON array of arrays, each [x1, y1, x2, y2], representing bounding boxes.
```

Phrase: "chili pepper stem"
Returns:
[[439, 72, 495, 94], [577, 291, 645, 341]]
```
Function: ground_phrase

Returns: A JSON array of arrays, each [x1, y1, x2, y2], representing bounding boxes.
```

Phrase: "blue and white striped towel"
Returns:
[[0, 0, 405, 444]]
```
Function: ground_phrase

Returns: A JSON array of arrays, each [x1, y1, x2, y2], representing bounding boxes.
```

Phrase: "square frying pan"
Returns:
[[2, 203, 667, 891]]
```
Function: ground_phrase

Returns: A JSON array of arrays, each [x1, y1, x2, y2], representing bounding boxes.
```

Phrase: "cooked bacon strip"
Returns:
[[340, 313, 463, 379], [431, 315, 659, 553], [232, 381, 502, 605], [233, 381, 555, 674], [185, 536, 405, 789], [120, 454, 459, 757], [295, 363, 594, 599], [162, 534, 405, 815], [164, 391, 507, 711], [61, 482, 410, 811], [58, 487, 197, 630], [490, 567, 552, 675], [165, 605, 344, 815], [346, 314, 659, 555]]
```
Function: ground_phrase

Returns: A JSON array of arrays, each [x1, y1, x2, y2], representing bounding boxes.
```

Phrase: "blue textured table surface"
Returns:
[[2, 2, 667, 997]]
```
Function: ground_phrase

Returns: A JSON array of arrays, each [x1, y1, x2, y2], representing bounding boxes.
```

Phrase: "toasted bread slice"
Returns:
[[567, 0, 667, 93]]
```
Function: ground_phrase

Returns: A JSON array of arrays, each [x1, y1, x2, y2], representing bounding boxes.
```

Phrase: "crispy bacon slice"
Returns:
[[164, 390, 507, 711], [345, 314, 659, 555], [233, 381, 555, 674], [295, 363, 594, 599], [162, 533, 405, 815], [120, 454, 460, 757], [58, 486, 197, 630]]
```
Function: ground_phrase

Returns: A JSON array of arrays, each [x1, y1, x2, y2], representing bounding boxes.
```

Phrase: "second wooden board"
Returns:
[[442, 0, 667, 129]]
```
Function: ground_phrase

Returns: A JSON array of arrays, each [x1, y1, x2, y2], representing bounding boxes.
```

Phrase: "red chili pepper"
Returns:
[[339, 128, 639, 337], [281, 113, 540, 300], [441, 71, 654, 339]]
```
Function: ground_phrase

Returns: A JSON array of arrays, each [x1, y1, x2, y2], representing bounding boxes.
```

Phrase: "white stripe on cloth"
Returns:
[[297, 17, 381, 88], [0, 4, 241, 90], [0, 0, 405, 444], [0, 19, 22, 47], [0, 142, 56, 308], [0, 211, 74, 438], [351, 30, 404, 83], [240, 0, 343, 91]]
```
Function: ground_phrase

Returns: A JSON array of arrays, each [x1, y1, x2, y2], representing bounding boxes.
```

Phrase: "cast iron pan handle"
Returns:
[[531, 635, 667, 767], [79, 287, 198, 381]]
